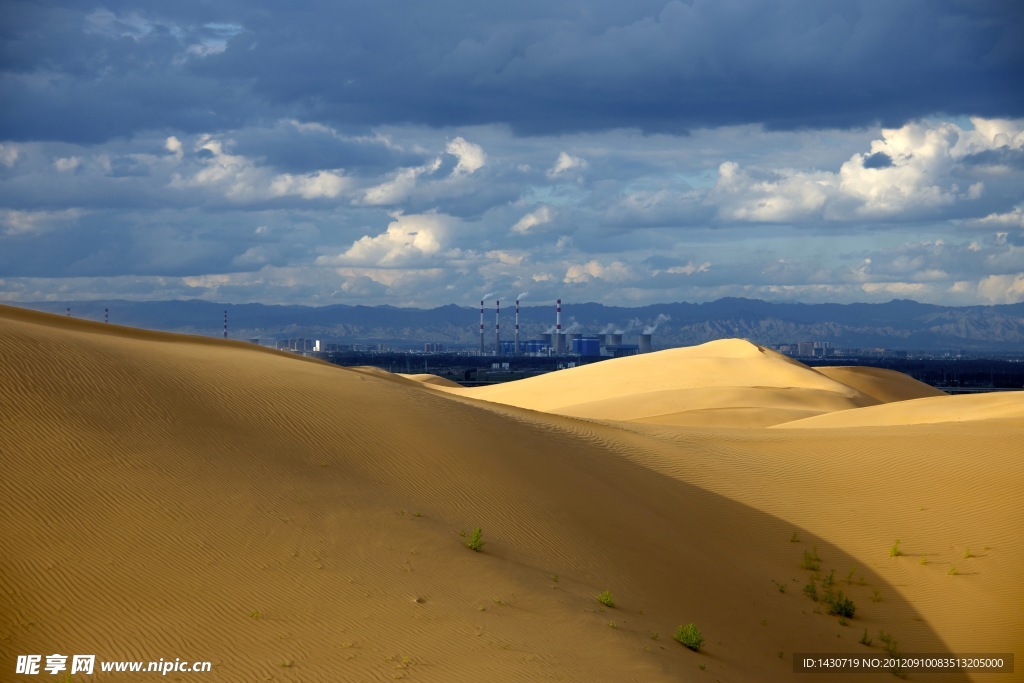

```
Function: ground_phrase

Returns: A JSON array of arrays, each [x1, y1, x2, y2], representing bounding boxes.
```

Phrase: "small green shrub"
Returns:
[[803, 578, 818, 601], [963, 548, 973, 559], [825, 589, 856, 618], [859, 628, 872, 646], [465, 528, 485, 551], [870, 589, 882, 602], [846, 565, 857, 584], [790, 531, 800, 543], [674, 623, 704, 651], [890, 539, 902, 557], [878, 630, 899, 656], [948, 564, 958, 576], [800, 547, 821, 571], [823, 569, 835, 588], [596, 590, 615, 608]]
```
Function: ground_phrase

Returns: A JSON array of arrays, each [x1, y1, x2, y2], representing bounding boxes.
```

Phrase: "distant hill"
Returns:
[[15, 297, 1024, 352]]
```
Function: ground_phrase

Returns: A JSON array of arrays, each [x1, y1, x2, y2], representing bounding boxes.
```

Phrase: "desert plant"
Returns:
[[878, 630, 899, 656], [859, 628, 872, 646], [465, 528, 485, 551], [890, 539, 902, 557], [826, 589, 856, 618], [596, 590, 615, 607], [870, 589, 882, 602], [963, 548, 974, 559], [948, 564, 958, 576], [846, 565, 857, 584], [823, 569, 836, 588], [650, 632, 659, 641], [674, 623, 704, 651], [803, 578, 818, 601], [800, 548, 821, 571], [790, 531, 800, 543]]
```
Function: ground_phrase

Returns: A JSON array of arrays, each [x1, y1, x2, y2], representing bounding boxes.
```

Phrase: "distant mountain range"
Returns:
[[15, 298, 1024, 352]]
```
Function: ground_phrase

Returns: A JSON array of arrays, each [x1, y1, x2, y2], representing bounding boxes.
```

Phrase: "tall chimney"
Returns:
[[104, 307, 109, 324], [514, 299, 520, 354], [223, 310, 228, 339], [479, 299, 485, 355], [495, 300, 501, 354], [555, 299, 563, 354]]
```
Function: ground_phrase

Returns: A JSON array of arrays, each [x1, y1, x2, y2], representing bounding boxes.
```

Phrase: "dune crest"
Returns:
[[776, 391, 1024, 428], [446, 338, 880, 426]]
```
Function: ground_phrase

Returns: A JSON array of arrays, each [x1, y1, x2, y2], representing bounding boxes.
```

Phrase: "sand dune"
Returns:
[[444, 339, 881, 427], [399, 372, 464, 388], [2, 304, 1020, 681], [776, 391, 1024, 428], [814, 365, 947, 403]]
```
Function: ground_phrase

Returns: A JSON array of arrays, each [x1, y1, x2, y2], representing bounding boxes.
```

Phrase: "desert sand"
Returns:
[[2, 304, 1021, 681]]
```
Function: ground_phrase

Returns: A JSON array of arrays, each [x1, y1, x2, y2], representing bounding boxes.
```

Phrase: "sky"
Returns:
[[1, 0, 1023, 308]]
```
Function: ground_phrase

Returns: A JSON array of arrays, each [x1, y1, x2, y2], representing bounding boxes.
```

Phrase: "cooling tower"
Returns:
[[638, 334, 652, 353]]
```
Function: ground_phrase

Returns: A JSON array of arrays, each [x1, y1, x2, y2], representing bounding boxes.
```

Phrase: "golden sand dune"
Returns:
[[815, 365, 947, 403], [2, 305, 1021, 681], [445, 339, 881, 426], [777, 391, 1024, 428], [399, 372, 464, 388]]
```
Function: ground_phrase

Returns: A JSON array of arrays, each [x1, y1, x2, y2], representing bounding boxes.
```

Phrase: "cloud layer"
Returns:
[[1, 2, 1023, 307]]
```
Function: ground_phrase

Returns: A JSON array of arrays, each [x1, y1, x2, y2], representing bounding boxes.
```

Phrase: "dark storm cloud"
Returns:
[[960, 147, 1024, 170], [861, 152, 893, 169], [2, 0, 1022, 143], [229, 122, 427, 174]]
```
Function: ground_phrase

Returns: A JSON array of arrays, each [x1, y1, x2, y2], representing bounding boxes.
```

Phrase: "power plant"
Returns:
[[470, 296, 657, 357]]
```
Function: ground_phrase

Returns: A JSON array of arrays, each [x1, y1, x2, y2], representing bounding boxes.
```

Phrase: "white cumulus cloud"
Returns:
[[0, 144, 20, 168], [548, 151, 588, 177], [318, 212, 453, 267], [54, 156, 81, 173], [564, 259, 632, 284], [270, 170, 350, 199], [511, 205, 554, 234], [445, 136, 486, 176]]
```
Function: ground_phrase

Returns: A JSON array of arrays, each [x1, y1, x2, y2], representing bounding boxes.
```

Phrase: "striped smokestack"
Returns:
[[479, 299, 485, 355], [555, 298, 563, 354], [223, 310, 228, 339], [514, 299, 520, 354], [495, 300, 500, 354]]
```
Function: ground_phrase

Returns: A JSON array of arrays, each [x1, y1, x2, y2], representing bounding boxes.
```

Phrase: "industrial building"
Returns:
[[471, 296, 657, 358]]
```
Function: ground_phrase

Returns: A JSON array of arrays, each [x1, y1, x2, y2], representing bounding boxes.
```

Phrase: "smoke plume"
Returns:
[[644, 314, 671, 334]]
